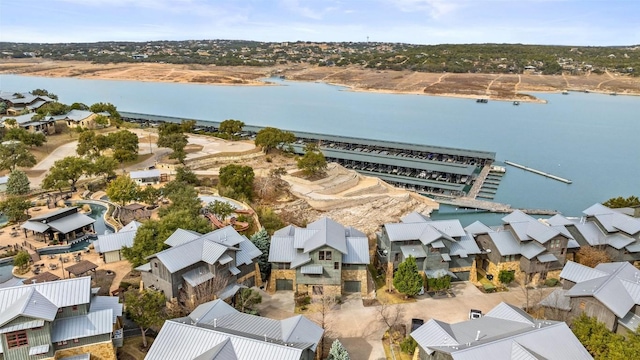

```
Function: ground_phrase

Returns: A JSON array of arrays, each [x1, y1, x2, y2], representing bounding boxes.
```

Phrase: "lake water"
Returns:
[[1, 74, 638, 219]]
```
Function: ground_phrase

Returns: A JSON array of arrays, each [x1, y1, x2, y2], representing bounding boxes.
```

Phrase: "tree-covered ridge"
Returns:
[[1, 41, 638, 76]]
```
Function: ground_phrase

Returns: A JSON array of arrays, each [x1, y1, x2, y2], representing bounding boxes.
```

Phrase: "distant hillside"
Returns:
[[1, 41, 638, 76]]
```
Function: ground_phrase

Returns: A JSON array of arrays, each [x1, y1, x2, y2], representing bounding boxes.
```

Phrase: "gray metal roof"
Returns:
[[441, 253, 451, 262], [151, 236, 231, 273], [21, 220, 52, 233], [385, 222, 455, 245], [626, 242, 640, 253], [401, 245, 428, 259], [164, 228, 202, 247], [28, 344, 49, 356], [301, 265, 323, 275], [343, 237, 370, 264], [464, 221, 493, 235], [536, 253, 558, 263], [573, 222, 606, 246], [0, 176, 7, 185], [201, 226, 246, 247], [51, 309, 113, 342], [508, 220, 561, 244], [0, 319, 45, 334], [90, 296, 122, 324], [618, 311, 640, 332], [567, 239, 580, 248], [47, 212, 96, 234], [0, 277, 91, 316], [55, 109, 95, 122], [130, 169, 161, 179], [560, 261, 609, 283], [182, 266, 216, 287], [121, 220, 142, 232], [412, 302, 591, 360], [229, 266, 241, 276], [270, 218, 368, 265], [135, 263, 151, 272], [187, 299, 324, 352], [95, 230, 136, 253], [519, 242, 546, 260], [194, 338, 237, 360], [546, 214, 577, 226], [303, 217, 348, 254], [145, 320, 306, 360], [431, 240, 445, 248], [401, 211, 431, 223], [0, 288, 58, 327], [563, 261, 640, 318], [236, 239, 262, 266], [584, 203, 640, 235], [539, 289, 571, 311], [268, 236, 296, 263], [218, 284, 244, 301], [502, 210, 536, 224]]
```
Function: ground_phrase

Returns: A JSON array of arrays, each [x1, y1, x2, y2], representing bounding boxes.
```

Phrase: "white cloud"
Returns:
[[390, 0, 462, 19], [279, 0, 339, 20]]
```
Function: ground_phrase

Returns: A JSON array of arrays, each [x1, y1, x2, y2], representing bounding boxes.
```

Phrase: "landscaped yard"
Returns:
[[117, 336, 154, 360]]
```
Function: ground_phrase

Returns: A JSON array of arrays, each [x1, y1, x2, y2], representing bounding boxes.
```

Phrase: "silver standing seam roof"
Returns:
[[90, 296, 123, 323], [130, 169, 161, 179], [51, 309, 113, 342], [411, 302, 591, 360], [0, 277, 92, 315], [95, 230, 137, 253]]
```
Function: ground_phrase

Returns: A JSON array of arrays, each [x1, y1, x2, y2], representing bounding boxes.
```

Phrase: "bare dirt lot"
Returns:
[[2, 59, 639, 103]]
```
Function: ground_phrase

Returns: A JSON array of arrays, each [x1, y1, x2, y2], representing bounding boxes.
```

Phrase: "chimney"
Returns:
[[475, 330, 481, 341]]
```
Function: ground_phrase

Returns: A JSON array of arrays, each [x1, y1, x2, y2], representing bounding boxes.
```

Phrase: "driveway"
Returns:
[[257, 283, 552, 360]]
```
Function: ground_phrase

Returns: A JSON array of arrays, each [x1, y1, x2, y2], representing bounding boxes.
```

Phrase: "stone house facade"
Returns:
[[268, 217, 370, 297]]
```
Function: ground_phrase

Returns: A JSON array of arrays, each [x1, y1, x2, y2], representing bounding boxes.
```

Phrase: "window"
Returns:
[[580, 301, 586, 310], [334, 262, 340, 270], [550, 239, 562, 249], [318, 251, 332, 261], [394, 253, 400, 262], [57, 340, 68, 345], [343, 263, 352, 269], [6, 331, 28, 348], [154, 262, 158, 268], [319, 251, 324, 260], [58, 308, 63, 313], [73, 338, 79, 343], [72, 305, 78, 311]]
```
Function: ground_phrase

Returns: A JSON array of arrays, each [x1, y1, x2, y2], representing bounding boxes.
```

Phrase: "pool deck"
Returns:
[[0, 205, 134, 293]]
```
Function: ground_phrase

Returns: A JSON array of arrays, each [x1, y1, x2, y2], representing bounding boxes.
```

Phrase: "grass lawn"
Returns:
[[382, 339, 413, 360]]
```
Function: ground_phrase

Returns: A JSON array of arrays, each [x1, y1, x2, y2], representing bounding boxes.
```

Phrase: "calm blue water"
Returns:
[[0, 261, 13, 283], [1, 74, 638, 218]]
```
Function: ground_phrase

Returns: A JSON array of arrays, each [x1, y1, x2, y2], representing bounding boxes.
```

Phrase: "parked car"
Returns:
[[411, 318, 425, 332], [469, 309, 483, 319]]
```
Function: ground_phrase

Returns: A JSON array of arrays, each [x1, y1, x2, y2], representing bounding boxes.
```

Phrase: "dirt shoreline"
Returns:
[[2, 59, 640, 102]]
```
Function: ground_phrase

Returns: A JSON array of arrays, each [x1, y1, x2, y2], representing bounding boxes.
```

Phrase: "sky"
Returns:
[[1, 0, 638, 46]]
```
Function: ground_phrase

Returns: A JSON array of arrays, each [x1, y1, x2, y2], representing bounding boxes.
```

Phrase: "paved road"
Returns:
[[256, 283, 552, 360]]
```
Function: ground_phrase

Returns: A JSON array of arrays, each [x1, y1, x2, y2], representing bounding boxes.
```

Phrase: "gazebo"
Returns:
[[64, 260, 98, 278], [21, 207, 95, 244]]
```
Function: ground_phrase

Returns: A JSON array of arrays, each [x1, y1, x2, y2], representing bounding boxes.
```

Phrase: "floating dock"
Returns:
[[504, 160, 572, 184]]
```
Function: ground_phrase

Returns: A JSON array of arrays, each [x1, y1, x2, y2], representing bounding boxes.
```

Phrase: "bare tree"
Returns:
[[178, 275, 229, 314], [311, 295, 338, 359], [377, 302, 404, 331]]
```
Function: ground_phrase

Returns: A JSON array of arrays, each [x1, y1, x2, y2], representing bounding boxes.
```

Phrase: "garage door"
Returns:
[[453, 271, 470, 281], [276, 279, 293, 291], [344, 280, 361, 293]]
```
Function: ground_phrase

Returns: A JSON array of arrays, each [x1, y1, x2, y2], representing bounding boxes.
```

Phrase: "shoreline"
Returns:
[[2, 60, 640, 102]]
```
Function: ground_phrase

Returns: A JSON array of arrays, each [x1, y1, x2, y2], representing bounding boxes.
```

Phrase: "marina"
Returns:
[[504, 160, 572, 184]]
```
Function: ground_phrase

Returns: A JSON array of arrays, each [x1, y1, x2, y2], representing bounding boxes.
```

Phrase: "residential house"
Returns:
[[20, 207, 96, 245], [411, 302, 592, 360], [541, 261, 640, 335], [146, 299, 323, 360], [376, 212, 481, 289], [0, 92, 54, 116], [472, 210, 579, 285], [94, 221, 141, 263], [0, 176, 7, 193], [1, 113, 57, 135], [0, 276, 122, 360], [137, 226, 262, 303], [547, 203, 640, 264], [268, 217, 369, 296], [129, 170, 161, 186], [53, 110, 109, 130]]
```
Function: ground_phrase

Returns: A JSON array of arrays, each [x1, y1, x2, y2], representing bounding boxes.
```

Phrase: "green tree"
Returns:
[[160, 183, 203, 217], [603, 195, 640, 208], [157, 132, 188, 163], [0, 196, 30, 222], [107, 130, 139, 163], [31, 88, 58, 100], [94, 114, 110, 128], [174, 166, 199, 185], [6, 169, 30, 195], [35, 102, 69, 116], [76, 131, 109, 158], [399, 337, 417, 355], [572, 313, 614, 358], [235, 288, 262, 314], [88, 156, 119, 180], [90, 102, 121, 125], [3, 118, 17, 126], [4, 128, 46, 147], [254, 127, 296, 154], [219, 119, 244, 137], [124, 289, 167, 348], [329, 339, 350, 360], [106, 175, 139, 206], [250, 228, 271, 278], [0, 141, 36, 171], [69, 102, 89, 110], [139, 186, 161, 206], [207, 200, 236, 220], [42, 156, 89, 191], [393, 256, 423, 297], [498, 270, 515, 286], [13, 251, 31, 270], [219, 164, 254, 201], [255, 206, 284, 235], [297, 143, 327, 177]]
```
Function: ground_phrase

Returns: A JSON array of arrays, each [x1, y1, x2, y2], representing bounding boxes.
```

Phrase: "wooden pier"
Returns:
[[504, 160, 572, 184]]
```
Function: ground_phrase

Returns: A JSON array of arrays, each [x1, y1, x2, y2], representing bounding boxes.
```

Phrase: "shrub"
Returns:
[[400, 336, 417, 354], [498, 270, 515, 285], [545, 278, 559, 287]]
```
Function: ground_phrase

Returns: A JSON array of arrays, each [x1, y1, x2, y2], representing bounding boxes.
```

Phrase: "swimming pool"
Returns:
[[0, 260, 14, 283]]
